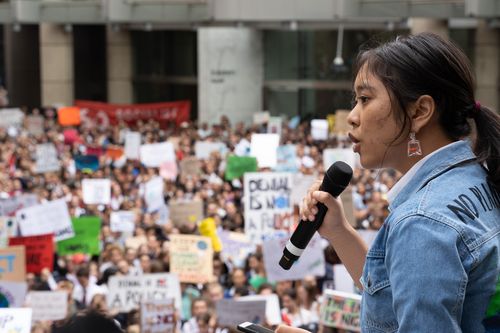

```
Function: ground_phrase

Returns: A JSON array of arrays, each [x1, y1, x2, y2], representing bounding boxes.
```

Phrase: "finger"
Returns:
[[275, 325, 311, 333], [313, 191, 336, 208]]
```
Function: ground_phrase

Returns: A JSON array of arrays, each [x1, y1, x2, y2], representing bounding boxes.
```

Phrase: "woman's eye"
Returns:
[[358, 96, 369, 104]]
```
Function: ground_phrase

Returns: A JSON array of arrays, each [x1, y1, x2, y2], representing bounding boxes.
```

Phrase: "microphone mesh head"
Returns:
[[323, 161, 353, 197]]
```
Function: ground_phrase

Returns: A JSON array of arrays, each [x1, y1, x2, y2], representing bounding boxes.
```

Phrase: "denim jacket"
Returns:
[[360, 141, 500, 332]]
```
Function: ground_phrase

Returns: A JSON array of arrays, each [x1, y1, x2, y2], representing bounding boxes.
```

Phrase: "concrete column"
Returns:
[[474, 20, 499, 112], [106, 26, 133, 104], [198, 27, 263, 125], [39, 24, 74, 106], [410, 18, 449, 38]]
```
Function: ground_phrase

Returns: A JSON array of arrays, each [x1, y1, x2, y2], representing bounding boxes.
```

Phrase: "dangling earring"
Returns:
[[408, 132, 422, 157]]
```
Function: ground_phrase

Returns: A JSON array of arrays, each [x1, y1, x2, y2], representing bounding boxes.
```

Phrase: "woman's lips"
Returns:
[[348, 133, 360, 153]]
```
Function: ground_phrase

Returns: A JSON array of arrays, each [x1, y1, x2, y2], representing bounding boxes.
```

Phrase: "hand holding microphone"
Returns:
[[279, 161, 352, 270]]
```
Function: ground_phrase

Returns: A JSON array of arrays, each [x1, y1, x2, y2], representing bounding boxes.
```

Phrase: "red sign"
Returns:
[[9, 234, 54, 274], [75, 100, 191, 128]]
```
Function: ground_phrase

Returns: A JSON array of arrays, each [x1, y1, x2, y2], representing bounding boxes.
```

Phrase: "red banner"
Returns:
[[9, 234, 54, 274], [75, 100, 191, 128]]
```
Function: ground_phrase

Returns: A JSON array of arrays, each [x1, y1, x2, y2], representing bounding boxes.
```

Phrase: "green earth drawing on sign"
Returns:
[[0, 292, 10, 307]]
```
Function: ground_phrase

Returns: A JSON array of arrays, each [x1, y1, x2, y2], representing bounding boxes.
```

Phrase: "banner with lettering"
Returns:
[[169, 235, 213, 284], [141, 298, 175, 333], [0, 246, 26, 282], [56, 216, 101, 256], [9, 234, 54, 274], [225, 156, 258, 181], [243, 172, 294, 244], [320, 290, 361, 332], [28, 291, 68, 321], [75, 100, 190, 128], [0, 308, 32, 333]]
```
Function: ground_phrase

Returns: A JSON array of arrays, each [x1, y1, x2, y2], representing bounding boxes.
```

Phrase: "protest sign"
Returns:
[[140, 142, 175, 168], [291, 174, 316, 207], [141, 298, 175, 333], [0, 281, 27, 307], [29, 291, 68, 321], [169, 200, 203, 227], [323, 148, 358, 171], [216, 299, 266, 326], [57, 216, 101, 256], [218, 231, 255, 268], [320, 290, 361, 332], [340, 187, 356, 227], [169, 235, 213, 284], [82, 179, 111, 205], [253, 111, 270, 125], [311, 119, 329, 140], [110, 211, 136, 233], [243, 172, 294, 244], [225, 156, 258, 181], [34, 143, 60, 173], [0, 308, 32, 333], [0, 108, 24, 128], [107, 273, 181, 312], [85, 145, 105, 157], [63, 128, 81, 145], [125, 131, 141, 160], [194, 141, 227, 160], [160, 161, 178, 181], [238, 294, 282, 325], [145, 177, 165, 213], [267, 117, 282, 137], [25, 115, 44, 136], [57, 106, 81, 126], [198, 218, 222, 252], [105, 146, 124, 160], [17, 199, 74, 241], [327, 114, 336, 133], [0, 217, 18, 247], [333, 110, 350, 134], [263, 233, 325, 282], [125, 236, 148, 250], [274, 145, 298, 173], [333, 264, 356, 294], [0, 194, 38, 217], [179, 157, 201, 178], [250, 134, 280, 168], [0, 246, 25, 282], [9, 234, 53, 274], [74, 155, 99, 172]]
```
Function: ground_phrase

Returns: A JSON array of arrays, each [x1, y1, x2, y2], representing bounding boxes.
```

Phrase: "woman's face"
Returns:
[[348, 65, 407, 171]]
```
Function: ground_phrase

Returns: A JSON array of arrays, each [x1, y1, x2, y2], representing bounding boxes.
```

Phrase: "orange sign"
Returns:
[[58, 107, 81, 126]]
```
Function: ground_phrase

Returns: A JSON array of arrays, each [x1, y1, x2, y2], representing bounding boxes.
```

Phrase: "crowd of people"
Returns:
[[1, 107, 401, 333]]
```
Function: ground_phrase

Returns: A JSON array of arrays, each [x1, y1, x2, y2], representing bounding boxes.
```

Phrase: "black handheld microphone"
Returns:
[[279, 161, 353, 270]]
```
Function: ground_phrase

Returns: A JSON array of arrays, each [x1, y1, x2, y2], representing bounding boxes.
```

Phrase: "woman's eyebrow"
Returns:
[[355, 83, 375, 94]]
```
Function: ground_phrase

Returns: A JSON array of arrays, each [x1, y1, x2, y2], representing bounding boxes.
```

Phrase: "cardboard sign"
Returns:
[[0, 217, 19, 247], [0, 194, 38, 217], [320, 290, 361, 332], [243, 172, 294, 244], [311, 119, 329, 140], [29, 291, 68, 321], [333, 110, 350, 134], [169, 200, 203, 227], [0, 281, 27, 307], [145, 177, 165, 213], [267, 117, 282, 137], [82, 179, 111, 205], [58, 106, 81, 126], [179, 158, 201, 178], [160, 161, 178, 181], [17, 199, 74, 241], [141, 299, 175, 333], [0, 108, 24, 128], [262, 233, 325, 282], [225, 156, 258, 181], [274, 145, 298, 173], [327, 114, 336, 133], [25, 115, 44, 136], [57, 216, 101, 256], [169, 235, 213, 284], [194, 141, 227, 160], [323, 148, 357, 171], [0, 246, 26, 282], [9, 234, 54, 274], [238, 294, 281, 325], [110, 211, 136, 233], [125, 131, 141, 160], [74, 155, 99, 172], [253, 111, 270, 125], [218, 231, 255, 268], [250, 134, 280, 168], [140, 142, 175, 168], [107, 273, 182, 312], [216, 299, 266, 326], [35, 143, 60, 173], [291, 174, 316, 207], [0, 308, 32, 333]]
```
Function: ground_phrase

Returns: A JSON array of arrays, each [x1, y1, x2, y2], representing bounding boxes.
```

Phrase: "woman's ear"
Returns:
[[411, 95, 436, 133]]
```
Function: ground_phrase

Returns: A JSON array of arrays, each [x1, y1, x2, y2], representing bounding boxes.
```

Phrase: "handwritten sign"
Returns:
[[145, 177, 165, 213], [107, 273, 181, 312], [17, 198, 74, 241], [179, 158, 201, 178], [194, 141, 227, 160], [29, 291, 68, 321], [160, 161, 178, 181], [57, 216, 101, 256], [216, 299, 266, 326], [169, 200, 203, 228], [110, 211, 136, 233], [0, 281, 27, 307], [323, 148, 358, 171], [34, 143, 60, 173], [141, 298, 175, 333], [125, 131, 141, 160], [25, 115, 44, 136], [238, 294, 282, 325], [169, 235, 213, 284], [311, 119, 329, 140], [0, 217, 18, 247], [250, 134, 280, 168], [82, 179, 111, 205], [320, 290, 361, 332], [0, 108, 24, 128], [0, 308, 32, 333], [243, 172, 294, 244], [0, 194, 38, 217], [9, 234, 54, 274], [274, 145, 298, 173], [0, 246, 26, 282], [140, 142, 175, 167], [218, 231, 255, 268], [267, 117, 282, 137]]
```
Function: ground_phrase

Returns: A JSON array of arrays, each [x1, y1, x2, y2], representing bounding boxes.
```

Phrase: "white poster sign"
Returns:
[[267, 117, 282, 137], [140, 142, 175, 168], [0, 281, 28, 307], [141, 298, 175, 333], [107, 273, 181, 313], [263, 233, 325, 282], [291, 174, 316, 207], [34, 143, 60, 173], [238, 294, 282, 325], [216, 299, 267, 326], [144, 177, 164, 213], [0, 308, 32, 333], [253, 111, 270, 125], [0, 217, 19, 247], [250, 134, 280, 168], [26, 115, 44, 136], [311, 119, 329, 140], [0, 194, 38, 217], [17, 199, 74, 241], [333, 264, 356, 294], [82, 179, 111, 205], [323, 148, 358, 171], [194, 141, 228, 160], [29, 291, 68, 321], [0, 108, 24, 128], [125, 131, 141, 160], [243, 172, 294, 244], [110, 211, 136, 233]]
